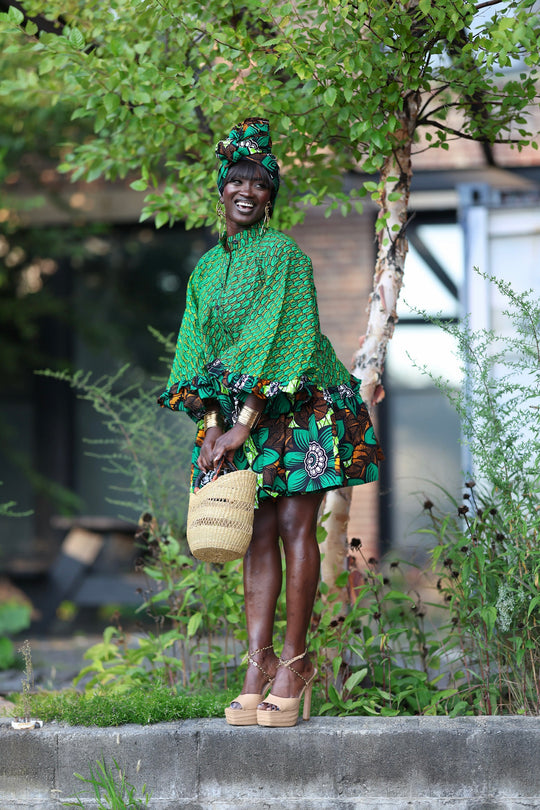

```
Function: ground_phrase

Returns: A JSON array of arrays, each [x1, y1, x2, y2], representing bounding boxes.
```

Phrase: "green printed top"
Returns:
[[158, 224, 352, 420]]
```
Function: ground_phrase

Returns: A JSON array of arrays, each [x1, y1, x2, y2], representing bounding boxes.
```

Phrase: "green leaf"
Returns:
[[527, 595, 540, 617], [382, 590, 415, 603], [332, 654, 343, 681], [344, 668, 368, 692], [323, 86, 337, 107], [7, 5, 24, 24], [130, 179, 148, 191], [38, 57, 54, 76], [0, 637, 15, 670], [69, 27, 86, 50], [154, 210, 169, 229], [335, 570, 349, 588], [103, 93, 120, 113], [0, 600, 32, 635], [187, 612, 202, 637]]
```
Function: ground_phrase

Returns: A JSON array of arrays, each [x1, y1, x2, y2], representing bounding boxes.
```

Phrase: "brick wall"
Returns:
[[288, 207, 381, 560]]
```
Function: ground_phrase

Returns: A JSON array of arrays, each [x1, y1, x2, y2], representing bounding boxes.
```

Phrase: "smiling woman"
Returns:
[[158, 117, 383, 728]]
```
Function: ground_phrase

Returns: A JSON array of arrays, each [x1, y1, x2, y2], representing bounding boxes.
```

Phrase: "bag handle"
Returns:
[[193, 457, 238, 491], [213, 457, 237, 476]]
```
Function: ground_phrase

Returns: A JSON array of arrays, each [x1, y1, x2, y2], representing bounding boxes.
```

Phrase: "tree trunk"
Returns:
[[320, 90, 421, 591], [320, 487, 352, 610], [354, 91, 421, 405]]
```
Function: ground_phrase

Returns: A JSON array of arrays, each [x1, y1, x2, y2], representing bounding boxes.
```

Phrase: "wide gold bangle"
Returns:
[[204, 410, 221, 431], [237, 405, 261, 431]]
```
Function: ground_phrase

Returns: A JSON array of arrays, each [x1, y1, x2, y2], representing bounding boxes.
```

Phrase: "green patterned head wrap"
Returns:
[[216, 117, 280, 199]]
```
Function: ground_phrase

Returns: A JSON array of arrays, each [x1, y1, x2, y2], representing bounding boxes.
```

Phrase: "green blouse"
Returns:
[[158, 223, 352, 420]]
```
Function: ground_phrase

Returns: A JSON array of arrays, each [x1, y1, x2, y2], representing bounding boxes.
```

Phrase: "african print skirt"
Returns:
[[187, 375, 384, 502]]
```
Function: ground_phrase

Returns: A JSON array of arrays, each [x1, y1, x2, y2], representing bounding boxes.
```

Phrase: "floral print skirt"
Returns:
[[190, 377, 384, 503]]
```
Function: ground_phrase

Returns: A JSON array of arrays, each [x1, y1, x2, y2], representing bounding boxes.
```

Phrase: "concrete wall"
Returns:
[[1, 717, 539, 809]]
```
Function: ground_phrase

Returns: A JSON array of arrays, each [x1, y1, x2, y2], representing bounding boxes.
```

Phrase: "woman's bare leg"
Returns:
[[230, 498, 281, 703], [259, 491, 324, 708]]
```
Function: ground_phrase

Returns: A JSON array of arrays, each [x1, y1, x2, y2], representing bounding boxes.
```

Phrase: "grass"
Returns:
[[10, 685, 232, 726], [9, 683, 329, 727]]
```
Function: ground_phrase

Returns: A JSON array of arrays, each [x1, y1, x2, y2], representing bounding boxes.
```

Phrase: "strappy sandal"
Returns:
[[256, 650, 317, 728], [225, 645, 275, 726]]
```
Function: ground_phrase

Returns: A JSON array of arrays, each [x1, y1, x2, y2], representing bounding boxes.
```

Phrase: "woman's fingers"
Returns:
[[199, 426, 223, 469], [210, 424, 251, 463]]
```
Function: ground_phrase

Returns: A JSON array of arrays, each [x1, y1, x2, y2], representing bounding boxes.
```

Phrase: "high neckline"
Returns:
[[220, 221, 266, 252]]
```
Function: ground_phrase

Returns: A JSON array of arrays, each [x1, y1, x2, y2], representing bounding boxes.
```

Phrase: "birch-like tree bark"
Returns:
[[320, 90, 421, 592]]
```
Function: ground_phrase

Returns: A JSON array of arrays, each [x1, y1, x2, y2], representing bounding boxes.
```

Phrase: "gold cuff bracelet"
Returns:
[[237, 405, 261, 431], [204, 410, 221, 431]]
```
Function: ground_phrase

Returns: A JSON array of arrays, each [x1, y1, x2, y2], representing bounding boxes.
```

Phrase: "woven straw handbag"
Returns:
[[186, 459, 258, 563]]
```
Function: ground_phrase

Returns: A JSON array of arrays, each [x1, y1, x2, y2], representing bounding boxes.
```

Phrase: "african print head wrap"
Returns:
[[216, 117, 280, 198]]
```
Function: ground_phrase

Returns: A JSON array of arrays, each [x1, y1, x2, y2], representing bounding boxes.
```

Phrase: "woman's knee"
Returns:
[[249, 499, 279, 554], [277, 492, 324, 547]]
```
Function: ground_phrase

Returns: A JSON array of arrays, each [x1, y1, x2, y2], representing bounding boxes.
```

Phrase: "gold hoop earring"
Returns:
[[261, 201, 272, 234], [216, 200, 226, 238]]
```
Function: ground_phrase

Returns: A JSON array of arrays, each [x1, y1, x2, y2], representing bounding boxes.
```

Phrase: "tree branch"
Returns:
[[476, 0, 506, 9], [420, 118, 522, 144]]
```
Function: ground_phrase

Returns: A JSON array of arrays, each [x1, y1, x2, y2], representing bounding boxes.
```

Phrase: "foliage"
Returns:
[[74, 552, 247, 693], [38, 356, 192, 532], [0, 1, 538, 229], [425, 484, 540, 714], [0, 602, 31, 670], [0, 487, 32, 518], [311, 555, 457, 717], [62, 757, 151, 809], [414, 272, 540, 714], [433, 272, 540, 499]]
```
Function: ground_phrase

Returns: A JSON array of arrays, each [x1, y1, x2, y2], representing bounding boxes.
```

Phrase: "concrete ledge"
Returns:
[[1, 717, 539, 809]]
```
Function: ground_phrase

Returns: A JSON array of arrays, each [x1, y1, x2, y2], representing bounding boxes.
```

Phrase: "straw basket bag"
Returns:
[[186, 459, 258, 563]]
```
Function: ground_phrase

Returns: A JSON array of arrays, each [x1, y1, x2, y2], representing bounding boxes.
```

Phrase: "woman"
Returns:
[[158, 117, 383, 727]]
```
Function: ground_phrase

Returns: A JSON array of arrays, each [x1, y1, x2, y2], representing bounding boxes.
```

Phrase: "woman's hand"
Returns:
[[198, 426, 223, 471], [211, 423, 251, 464]]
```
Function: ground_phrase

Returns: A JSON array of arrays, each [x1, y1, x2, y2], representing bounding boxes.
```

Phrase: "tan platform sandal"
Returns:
[[256, 650, 317, 728], [225, 645, 275, 726]]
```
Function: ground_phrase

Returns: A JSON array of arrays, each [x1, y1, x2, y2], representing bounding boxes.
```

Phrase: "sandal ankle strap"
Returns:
[[278, 650, 310, 687], [242, 644, 274, 683]]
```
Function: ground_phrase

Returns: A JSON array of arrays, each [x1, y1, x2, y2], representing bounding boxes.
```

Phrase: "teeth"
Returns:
[[236, 201, 254, 210]]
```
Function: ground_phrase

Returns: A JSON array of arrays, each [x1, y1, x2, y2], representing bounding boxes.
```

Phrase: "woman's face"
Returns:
[[220, 173, 272, 237]]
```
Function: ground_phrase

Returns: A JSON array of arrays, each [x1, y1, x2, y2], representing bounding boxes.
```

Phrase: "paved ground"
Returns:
[[0, 635, 100, 697]]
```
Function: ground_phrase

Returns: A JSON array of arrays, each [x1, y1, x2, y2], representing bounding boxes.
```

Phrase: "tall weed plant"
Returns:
[[38, 336, 192, 535], [417, 271, 540, 713]]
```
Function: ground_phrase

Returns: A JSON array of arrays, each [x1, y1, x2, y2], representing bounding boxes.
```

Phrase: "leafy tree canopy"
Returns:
[[0, 0, 539, 230]]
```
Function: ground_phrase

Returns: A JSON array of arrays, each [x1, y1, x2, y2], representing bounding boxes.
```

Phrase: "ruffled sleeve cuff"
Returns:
[[157, 359, 319, 423]]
